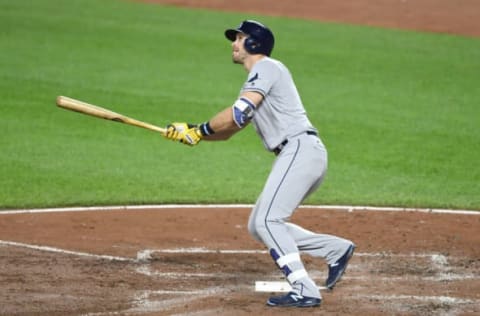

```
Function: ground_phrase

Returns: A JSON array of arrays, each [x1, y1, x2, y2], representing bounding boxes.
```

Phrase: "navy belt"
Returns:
[[273, 131, 318, 156]]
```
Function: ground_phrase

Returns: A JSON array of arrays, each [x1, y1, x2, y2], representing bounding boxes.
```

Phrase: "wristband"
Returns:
[[199, 121, 215, 136]]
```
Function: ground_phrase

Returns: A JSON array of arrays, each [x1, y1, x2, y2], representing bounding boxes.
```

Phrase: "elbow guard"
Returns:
[[232, 97, 256, 128]]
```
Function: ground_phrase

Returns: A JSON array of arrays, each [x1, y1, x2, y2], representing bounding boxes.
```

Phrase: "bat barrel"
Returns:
[[56, 96, 166, 135]]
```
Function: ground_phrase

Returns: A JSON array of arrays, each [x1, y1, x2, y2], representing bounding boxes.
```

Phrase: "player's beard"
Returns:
[[232, 50, 245, 64]]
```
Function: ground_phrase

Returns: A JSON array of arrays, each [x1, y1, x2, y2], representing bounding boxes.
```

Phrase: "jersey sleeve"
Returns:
[[241, 60, 280, 96]]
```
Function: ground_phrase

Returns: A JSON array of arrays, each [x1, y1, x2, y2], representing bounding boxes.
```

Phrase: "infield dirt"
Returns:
[[1, 207, 479, 315], [145, 0, 480, 37]]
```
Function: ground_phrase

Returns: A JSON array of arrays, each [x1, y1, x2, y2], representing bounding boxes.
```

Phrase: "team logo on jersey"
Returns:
[[247, 72, 259, 85]]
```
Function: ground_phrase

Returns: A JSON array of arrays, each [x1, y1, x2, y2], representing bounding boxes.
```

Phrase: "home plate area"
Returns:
[[1, 244, 479, 315], [132, 247, 480, 315], [0, 206, 479, 315]]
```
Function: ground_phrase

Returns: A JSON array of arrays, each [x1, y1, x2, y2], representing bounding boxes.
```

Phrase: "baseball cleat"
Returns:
[[326, 244, 356, 290], [266, 292, 321, 307]]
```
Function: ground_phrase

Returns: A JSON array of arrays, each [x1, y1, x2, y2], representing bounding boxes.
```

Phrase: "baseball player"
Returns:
[[165, 20, 355, 308]]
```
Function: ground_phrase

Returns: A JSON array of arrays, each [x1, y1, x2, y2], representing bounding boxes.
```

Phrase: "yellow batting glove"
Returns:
[[165, 122, 202, 146], [165, 122, 190, 141], [180, 126, 203, 146]]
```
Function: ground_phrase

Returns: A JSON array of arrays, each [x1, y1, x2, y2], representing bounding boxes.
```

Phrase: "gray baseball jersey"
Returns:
[[241, 57, 317, 151]]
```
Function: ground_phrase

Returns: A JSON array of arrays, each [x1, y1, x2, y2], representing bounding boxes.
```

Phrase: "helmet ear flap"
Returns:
[[244, 36, 260, 54]]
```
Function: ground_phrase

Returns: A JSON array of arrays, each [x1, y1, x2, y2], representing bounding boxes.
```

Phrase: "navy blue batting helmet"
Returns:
[[225, 20, 275, 56]]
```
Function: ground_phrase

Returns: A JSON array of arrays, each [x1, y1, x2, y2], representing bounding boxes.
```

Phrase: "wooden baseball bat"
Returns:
[[56, 96, 166, 135]]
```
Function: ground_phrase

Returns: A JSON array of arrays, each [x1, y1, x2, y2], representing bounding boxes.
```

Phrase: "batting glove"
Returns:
[[165, 122, 188, 141], [180, 126, 202, 146], [165, 122, 202, 146]]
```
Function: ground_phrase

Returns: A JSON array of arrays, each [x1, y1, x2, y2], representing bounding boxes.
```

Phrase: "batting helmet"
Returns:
[[225, 20, 275, 56]]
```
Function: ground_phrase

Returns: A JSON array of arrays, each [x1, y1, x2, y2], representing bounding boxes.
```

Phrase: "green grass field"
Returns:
[[1, 0, 479, 209]]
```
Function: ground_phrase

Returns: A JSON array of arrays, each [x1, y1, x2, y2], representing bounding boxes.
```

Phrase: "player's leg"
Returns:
[[248, 135, 326, 301], [286, 222, 355, 289], [285, 223, 354, 266], [249, 196, 321, 301]]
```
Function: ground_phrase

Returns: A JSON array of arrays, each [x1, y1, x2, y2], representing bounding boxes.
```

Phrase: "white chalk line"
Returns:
[[135, 265, 237, 279], [136, 247, 455, 258], [1, 204, 478, 215], [0, 240, 134, 262], [136, 248, 267, 258]]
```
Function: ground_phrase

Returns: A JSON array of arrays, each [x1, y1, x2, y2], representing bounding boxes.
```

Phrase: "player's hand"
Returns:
[[165, 122, 202, 146], [165, 122, 189, 141], [180, 125, 202, 146]]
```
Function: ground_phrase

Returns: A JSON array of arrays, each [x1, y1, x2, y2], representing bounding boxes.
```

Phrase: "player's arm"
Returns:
[[165, 91, 263, 144], [203, 91, 263, 141]]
